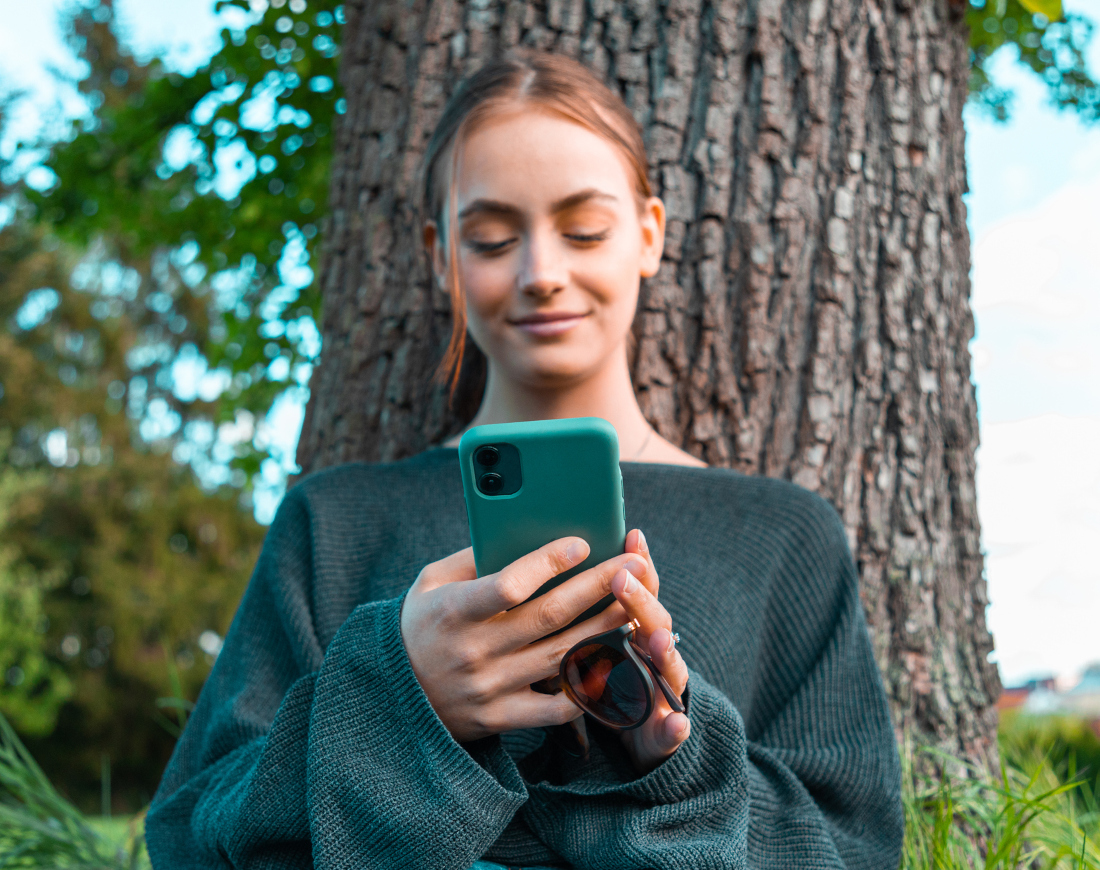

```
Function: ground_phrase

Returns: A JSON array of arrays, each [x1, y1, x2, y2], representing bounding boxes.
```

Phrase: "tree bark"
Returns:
[[298, 0, 1001, 765]]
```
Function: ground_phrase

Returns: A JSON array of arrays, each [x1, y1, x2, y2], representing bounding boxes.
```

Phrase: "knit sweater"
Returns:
[[145, 447, 904, 870]]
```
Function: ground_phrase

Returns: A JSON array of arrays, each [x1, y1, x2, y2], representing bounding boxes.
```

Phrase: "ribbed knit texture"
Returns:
[[145, 447, 903, 870]]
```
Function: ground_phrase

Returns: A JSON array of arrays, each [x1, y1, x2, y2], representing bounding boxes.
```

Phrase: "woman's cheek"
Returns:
[[461, 259, 514, 317], [588, 252, 641, 321], [464, 279, 527, 362]]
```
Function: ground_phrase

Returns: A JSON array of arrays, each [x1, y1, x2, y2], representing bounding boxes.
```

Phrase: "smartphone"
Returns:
[[458, 417, 626, 635]]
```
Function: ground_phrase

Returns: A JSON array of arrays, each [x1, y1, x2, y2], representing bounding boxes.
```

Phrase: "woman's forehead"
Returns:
[[453, 109, 636, 208]]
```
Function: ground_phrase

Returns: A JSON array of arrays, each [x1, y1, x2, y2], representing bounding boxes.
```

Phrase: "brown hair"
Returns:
[[420, 50, 652, 408]]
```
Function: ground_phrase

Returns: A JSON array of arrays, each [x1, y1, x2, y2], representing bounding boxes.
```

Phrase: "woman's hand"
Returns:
[[610, 529, 691, 774], [400, 537, 649, 744]]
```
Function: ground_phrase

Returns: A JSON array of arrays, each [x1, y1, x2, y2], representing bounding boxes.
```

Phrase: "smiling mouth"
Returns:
[[509, 312, 589, 336], [509, 312, 589, 324]]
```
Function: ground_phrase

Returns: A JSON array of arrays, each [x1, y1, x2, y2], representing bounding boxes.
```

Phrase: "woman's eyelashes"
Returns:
[[565, 229, 610, 244], [466, 238, 515, 254], [463, 228, 611, 256]]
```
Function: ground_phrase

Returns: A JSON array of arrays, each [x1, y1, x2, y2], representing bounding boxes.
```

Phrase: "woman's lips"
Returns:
[[512, 314, 588, 336]]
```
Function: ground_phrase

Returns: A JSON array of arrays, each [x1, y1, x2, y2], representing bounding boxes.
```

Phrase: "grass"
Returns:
[[901, 727, 1100, 869], [0, 712, 147, 869], [2, 707, 1099, 868]]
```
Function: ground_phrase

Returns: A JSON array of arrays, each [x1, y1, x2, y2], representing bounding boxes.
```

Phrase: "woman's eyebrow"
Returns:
[[549, 188, 618, 213], [457, 188, 618, 220]]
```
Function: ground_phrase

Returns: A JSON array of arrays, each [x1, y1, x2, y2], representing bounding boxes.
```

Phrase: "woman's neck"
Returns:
[[441, 356, 707, 467], [477, 357, 646, 435]]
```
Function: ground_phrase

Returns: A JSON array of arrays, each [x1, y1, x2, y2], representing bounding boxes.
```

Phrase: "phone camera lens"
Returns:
[[479, 472, 503, 495], [475, 446, 500, 467]]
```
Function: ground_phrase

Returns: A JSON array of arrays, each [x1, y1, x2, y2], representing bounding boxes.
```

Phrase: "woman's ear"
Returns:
[[638, 196, 666, 278], [423, 220, 446, 287]]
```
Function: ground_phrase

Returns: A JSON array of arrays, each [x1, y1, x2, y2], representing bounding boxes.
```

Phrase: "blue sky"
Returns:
[[1, 0, 1098, 687]]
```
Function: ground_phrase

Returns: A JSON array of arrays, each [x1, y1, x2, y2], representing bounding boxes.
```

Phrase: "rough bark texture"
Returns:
[[298, 0, 1001, 764]]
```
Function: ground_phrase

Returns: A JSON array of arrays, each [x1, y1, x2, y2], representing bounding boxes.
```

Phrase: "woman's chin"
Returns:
[[482, 328, 623, 389], [510, 355, 602, 390]]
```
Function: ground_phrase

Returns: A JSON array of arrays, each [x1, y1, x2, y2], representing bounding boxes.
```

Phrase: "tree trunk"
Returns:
[[298, 0, 1001, 765]]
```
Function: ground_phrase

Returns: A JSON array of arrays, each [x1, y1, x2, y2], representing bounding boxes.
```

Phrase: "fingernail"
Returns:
[[567, 540, 587, 563], [623, 569, 639, 593], [624, 558, 646, 578], [638, 529, 648, 551], [665, 631, 676, 653]]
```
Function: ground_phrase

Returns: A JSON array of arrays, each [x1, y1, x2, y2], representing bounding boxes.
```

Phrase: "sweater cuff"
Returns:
[[307, 596, 527, 865]]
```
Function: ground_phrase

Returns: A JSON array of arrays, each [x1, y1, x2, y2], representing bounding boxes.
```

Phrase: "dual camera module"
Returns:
[[473, 443, 522, 496]]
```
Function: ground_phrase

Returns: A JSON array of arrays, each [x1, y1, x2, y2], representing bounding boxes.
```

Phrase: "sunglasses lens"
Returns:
[[564, 642, 648, 727]]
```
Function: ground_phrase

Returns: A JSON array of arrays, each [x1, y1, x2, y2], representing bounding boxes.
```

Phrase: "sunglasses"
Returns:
[[540, 619, 685, 733]]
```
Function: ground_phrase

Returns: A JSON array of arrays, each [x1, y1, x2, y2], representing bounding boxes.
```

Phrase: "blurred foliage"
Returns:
[[0, 465, 71, 738], [0, 0, 343, 810], [0, 196, 265, 810], [968, 0, 1100, 122], [20, 0, 343, 489]]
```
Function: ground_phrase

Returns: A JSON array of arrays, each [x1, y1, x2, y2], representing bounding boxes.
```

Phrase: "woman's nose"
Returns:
[[517, 231, 566, 297]]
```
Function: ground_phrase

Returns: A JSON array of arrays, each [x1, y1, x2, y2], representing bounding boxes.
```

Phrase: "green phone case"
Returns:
[[458, 417, 626, 632]]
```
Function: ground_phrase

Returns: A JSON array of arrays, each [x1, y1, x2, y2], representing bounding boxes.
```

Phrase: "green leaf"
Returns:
[[1018, 0, 1062, 20]]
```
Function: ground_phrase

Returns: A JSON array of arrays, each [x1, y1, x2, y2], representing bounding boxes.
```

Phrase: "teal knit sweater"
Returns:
[[145, 448, 903, 869]]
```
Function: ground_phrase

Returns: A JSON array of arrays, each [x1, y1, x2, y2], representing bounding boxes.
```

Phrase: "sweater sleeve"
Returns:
[[510, 498, 903, 870], [144, 486, 527, 870]]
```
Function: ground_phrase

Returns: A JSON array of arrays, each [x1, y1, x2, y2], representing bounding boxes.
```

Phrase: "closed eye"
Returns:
[[565, 230, 610, 244], [466, 238, 516, 254], [465, 229, 610, 254]]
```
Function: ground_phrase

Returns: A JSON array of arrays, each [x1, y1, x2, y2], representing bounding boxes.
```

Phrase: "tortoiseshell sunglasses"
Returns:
[[541, 619, 684, 731]]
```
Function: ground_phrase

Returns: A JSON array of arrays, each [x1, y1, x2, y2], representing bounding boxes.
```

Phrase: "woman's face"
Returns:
[[429, 108, 665, 390]]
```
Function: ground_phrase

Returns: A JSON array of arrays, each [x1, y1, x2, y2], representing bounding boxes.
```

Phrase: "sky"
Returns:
[[964, 13, 1100, 689], [1, 0, 1098, 688]]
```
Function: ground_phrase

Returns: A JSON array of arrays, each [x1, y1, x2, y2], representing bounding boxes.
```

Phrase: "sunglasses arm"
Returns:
[[636, 647, 686, 714]]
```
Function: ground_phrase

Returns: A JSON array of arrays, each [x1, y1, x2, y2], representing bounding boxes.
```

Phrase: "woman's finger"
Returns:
[[648, 626, 689, 697], [461, 536, 590, 621], [658, 711, 691, 751], [622, 707, 691, 774], [483, 688, 585, 733], [494, 551, 645, 650], [624, 529, 659, 597], [610, 565, 672, 645], [499, 598, 630, 689]]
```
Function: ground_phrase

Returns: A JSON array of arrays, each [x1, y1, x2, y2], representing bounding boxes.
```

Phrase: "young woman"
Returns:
[[146, 52, 903, 870]]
